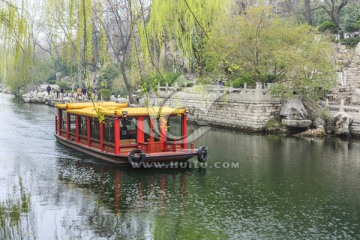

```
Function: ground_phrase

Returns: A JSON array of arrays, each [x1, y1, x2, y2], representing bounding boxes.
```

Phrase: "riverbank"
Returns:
[[6, 82, 360, 138]]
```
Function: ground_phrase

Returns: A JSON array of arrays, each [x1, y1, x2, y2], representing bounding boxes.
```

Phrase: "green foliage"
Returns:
[[227, 73, 255, 88], [318, 21, 337, 33], [54, 56, 78, 76], [226, 72, 276, 88], [0, 2, 34, 95], [139, 72, 182, 93], [315, 108, 332, 122], [111, 76, 128, 97], [56, 81, 71, 90], [99, 62, 120, 88], [206, 6, 336, 98], [354, 20, 360, 30], [266, 118, 282, 130], [339, 36, 360, 48], [342, 5, 360, 32], [142, 0, 230, 71], [97, 89, 111, 101]]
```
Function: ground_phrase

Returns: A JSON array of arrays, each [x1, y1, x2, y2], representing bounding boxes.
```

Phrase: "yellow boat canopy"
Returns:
[[56, 102, 187, 118], [117, 107, 186, 117]]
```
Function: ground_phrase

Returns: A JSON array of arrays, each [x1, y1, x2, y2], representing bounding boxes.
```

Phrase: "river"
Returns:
[[0, 93, 360, 239]]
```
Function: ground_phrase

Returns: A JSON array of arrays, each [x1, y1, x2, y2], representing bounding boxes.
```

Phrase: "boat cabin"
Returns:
[[55, 102, 206, 165]]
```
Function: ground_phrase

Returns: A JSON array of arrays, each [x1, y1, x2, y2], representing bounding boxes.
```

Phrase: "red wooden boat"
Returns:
[[55, 102, 207, 166]]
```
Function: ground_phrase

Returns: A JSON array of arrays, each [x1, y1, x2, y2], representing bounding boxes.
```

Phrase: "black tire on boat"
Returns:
[[197, 146, 207, 162], [128, 149, 145, 167]]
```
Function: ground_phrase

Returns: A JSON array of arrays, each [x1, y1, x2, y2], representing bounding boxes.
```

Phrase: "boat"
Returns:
[[54, 101, 208, 166]]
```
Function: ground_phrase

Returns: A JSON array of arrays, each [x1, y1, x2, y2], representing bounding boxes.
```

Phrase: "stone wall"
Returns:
[[350, 120, 360, 136], [152, 92, 282, 131]]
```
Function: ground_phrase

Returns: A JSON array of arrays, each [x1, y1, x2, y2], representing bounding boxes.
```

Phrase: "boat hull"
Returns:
[[55, 135, 197, 165]]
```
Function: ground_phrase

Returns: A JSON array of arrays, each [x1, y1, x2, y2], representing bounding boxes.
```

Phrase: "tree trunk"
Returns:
[[304, 0, 312, 25], [120, 63, 135, 104]]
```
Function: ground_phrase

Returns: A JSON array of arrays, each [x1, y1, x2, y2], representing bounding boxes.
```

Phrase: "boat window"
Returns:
[[103, 119, 114, 143], [120, 118, 137, 142], [79, 116, 87, 137], [60, 110, 67, 130], [91, 119, 100, 140], [167, 115, 182, 141], [69, 115, 76, 133]]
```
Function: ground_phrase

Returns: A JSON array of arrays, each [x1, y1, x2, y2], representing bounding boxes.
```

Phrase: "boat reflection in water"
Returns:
[[57, 156, 206, 238]]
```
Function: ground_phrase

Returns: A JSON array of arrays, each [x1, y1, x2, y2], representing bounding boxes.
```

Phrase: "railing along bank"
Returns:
[[156, 82, 277, 102]]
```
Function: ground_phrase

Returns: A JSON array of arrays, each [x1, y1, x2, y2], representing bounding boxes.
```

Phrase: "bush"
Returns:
[[265, 118, 282, 130], [97, 89, 111, 101], [354, 20, 360, 30], [47, 80, 56, 84], [339, 36, 360, 48], [226, 71, 276, 88], [318, 21, 337, 33], [139, 72, 181, 93]]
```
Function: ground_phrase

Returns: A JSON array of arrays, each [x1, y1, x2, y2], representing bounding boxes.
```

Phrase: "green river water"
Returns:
[[0, 93, 360, 239]]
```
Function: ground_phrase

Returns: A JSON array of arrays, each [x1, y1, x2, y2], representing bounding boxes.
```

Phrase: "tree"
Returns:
[[98, 0, 149, 103], [205, 6, 336, 98], [319, 0, 349, 38], [0, 0, 36, 95], [143, 0, 230, 75]]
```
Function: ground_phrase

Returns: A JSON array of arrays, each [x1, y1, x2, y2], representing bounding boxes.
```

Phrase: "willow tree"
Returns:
[[139, 0, 230, 75], [0, 0, 34, 94], [205, 6, 336, 98], [45, 0, 108, 91]]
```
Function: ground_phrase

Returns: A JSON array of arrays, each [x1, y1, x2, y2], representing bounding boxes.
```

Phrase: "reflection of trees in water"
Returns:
[[57, 157, 195, 238], [0, 177, 31, 239]]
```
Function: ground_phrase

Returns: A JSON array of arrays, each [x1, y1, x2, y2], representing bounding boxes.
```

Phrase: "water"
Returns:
[[1, 93, 360, 239]]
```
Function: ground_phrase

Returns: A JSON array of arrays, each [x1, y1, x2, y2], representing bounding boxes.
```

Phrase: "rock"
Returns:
[[36, 92, 44, 98], [297, 126, 326, 138], [350, 88, 360, 105], [282, 119, 312, 128], [355, 42, 360, 56], [280, 99, 308, 120], [110, 95, 116, 102], [314, 117, 326, 128], [333, 112, 353, 135], [31, 97, 41, 103]]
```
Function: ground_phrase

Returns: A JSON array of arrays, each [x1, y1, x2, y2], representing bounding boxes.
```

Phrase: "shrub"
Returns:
[[354, 20, 360, 30], [139, 72, 182, 93], [97, 89, 111, 101], [265, 118, 282, 130], [226, 71, 276, 88], [226, 72, 255, 88], [47, 80, 56, 84], [318, 21, 337, 33], [339, 36, 360, 48]]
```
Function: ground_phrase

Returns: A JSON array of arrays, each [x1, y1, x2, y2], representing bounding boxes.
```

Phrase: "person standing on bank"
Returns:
[[47, 85, 51, 96]]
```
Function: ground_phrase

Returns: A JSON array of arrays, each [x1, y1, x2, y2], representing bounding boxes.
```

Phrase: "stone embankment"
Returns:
[[150, 84, 282, 131], [151, 84, 360, 137]]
